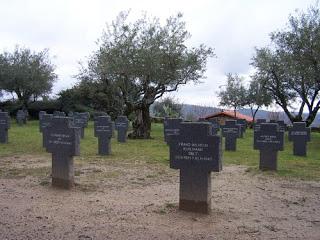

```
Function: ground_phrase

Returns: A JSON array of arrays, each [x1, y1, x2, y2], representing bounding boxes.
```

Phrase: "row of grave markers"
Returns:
[[164, 117, 311, 157], [0, 111, 314, 215]]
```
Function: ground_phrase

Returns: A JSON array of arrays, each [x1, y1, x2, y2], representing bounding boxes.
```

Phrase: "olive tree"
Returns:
[[217, 73, 247, 117], [246, 77, 272, 122], [252, 5, 320, 126], [78, 11, 214, 138], [0, 46, 57, 107]]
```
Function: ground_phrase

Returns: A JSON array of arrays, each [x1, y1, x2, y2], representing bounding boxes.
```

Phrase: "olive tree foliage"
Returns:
[[58, 80, 124, 118], [246, 77, 272, 122], [252, 5, 320, 126], [152, 97, 182, 118], [0, 46, 57, 107], [217, 73, 247, 117], [77, 11, 214, 138]]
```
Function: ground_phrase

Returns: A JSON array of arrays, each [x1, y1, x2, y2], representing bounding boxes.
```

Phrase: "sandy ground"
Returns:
[[0, 155, 319, 240]]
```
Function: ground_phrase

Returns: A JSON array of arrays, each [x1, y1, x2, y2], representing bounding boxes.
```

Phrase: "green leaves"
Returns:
[[218, 73, 247, 111], [78, 11, 214, 138], [0, 46, 56, 106], [252, 4, 320, 126]]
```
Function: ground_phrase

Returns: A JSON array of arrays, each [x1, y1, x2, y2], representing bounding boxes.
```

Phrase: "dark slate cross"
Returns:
[[16, 110, 26, 125], [254, 123, 284, 171], [221, 120, 240, 151], [254, 119, 267, 132], [45, 117, 80, 189], [72, 112, 88, 139], [163, 117, 183, 144], [0, 112, 10, 143], [93, 112, 109, 120], [41, 114, 53, 148], [270, 120, 286, 132], [115, 116, 129, 143], [39, 111, 46, 132], [53, 111, 66, 117], [288, 122, 311, 156], [94, 116, 113, 155], [236, 119, 247, 138], [277, 120, 286, 132], [200, 118, 220, 135], [169, 122, 222, 214], [206, 118, 220, 135], [22, 110, 28, 124]]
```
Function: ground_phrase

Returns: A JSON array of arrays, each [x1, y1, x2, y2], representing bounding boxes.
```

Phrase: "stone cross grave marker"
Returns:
[[0, 112, 10, 143], [221, 120, 240, 151], [93, 112, 108, 120], [53, 111, 66, 117], [73, 112, 88, 139], [45, 117, 80, 189], [254, 119, 266, 132], [277, 120, 286, 132], [39, 111, 46, 132], [254, 123, 284, 170], [288, 122, 311, 156], [169, 122, 222, 214], [207, 118, 220, 135], [236, 119, 247, 138], [16, 110, 26, 125], [41, 114, 53, 147], [270, 120, 286, 132], [94, 116, 113, 155], [163, 117, 183, 144], [115, 116, 129, 142]]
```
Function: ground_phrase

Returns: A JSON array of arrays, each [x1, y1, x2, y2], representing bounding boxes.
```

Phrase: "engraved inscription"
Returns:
[[116, 122, 127, 128], [48, 133, 72, 145], [256, 135, 280, 144], [96, 126, 111, 132], [175, 142, 212, 161], [223, 128, 238, 134], [165, 128, 180, 136], [291, 131, 307, 136]]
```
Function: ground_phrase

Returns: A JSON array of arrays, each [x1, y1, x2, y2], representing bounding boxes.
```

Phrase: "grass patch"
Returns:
[[0, 120, 319, 181]]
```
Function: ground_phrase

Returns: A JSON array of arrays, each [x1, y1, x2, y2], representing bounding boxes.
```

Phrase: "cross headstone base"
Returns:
[[98, 137, 111, 155], [52, 153, 74, 189], [259, 150, 277, 171], [225, 137, 236, 151], [179, 167, 211, 214], [0, 133, 8, 143], [117, 129, 127, 142], [293, 142, 307, 156]]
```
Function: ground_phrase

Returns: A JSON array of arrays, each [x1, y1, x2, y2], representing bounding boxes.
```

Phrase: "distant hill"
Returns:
[[177, 104, 320, 127]]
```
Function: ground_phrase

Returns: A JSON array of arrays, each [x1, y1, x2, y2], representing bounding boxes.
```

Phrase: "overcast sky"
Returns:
[[0, 0, 316, 107]]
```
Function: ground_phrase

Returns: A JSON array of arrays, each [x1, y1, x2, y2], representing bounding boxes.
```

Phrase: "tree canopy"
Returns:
[[217, 73, 247, 116], [0, 46, 57, 107], [246, 77, 272, 122], [252, 5, 320, 126], [152, 97, 182, 118], [78, 11, 214, 138]]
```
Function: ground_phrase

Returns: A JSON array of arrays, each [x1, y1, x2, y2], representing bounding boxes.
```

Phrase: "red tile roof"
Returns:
[[204, 110, 253, 123]]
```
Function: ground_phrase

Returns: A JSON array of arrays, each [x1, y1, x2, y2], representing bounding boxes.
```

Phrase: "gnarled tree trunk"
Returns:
[[129, 105, 152, 139]]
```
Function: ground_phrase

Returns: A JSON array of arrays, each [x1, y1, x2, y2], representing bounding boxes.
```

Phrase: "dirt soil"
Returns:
[[0, 155, 319, 240]]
